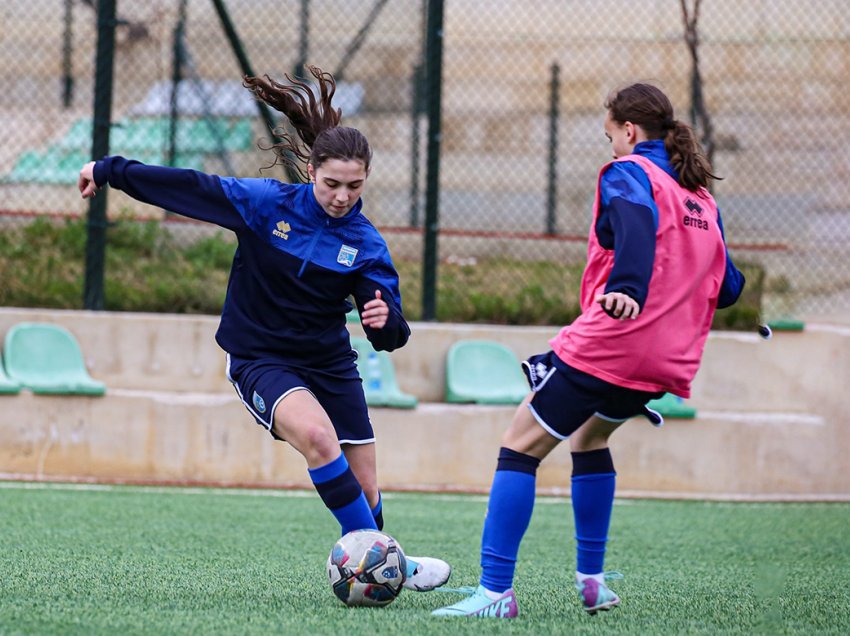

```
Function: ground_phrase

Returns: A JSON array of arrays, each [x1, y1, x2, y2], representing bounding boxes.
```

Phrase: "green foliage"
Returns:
[[0, 218, 763, 328], [396, 258, 584, 326], [0, 484, 848, 634], [712, 261, 765, 330], [0, 217, 232, 314]]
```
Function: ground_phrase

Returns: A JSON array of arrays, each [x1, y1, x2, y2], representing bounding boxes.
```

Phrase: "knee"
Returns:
[[302, 424, 339, 459]]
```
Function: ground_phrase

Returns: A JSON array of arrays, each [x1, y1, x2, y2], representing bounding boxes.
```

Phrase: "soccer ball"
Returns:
[[326, 529, 407, 607]]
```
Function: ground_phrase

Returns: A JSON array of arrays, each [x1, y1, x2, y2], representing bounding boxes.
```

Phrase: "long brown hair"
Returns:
[[243, 65, 372, 182], [605, 83, 720, 191]]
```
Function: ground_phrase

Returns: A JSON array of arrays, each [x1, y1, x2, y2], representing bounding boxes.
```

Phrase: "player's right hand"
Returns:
[[595, 291, 640, 320], [78, 161, 99, 198]]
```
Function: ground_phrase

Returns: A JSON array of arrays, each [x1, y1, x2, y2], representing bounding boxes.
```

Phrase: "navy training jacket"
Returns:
[[93, 157, 410, 371]]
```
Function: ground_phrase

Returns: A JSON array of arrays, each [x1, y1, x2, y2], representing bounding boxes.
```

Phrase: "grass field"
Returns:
[[1, 482, 848, 635]]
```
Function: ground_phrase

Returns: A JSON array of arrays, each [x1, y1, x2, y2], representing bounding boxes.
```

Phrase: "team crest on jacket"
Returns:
[[337, 244, 358, 267], [252, 391, 266, 413]]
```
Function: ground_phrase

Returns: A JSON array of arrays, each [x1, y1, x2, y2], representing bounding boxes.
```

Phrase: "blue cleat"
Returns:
[[432, 585, 518, 618]]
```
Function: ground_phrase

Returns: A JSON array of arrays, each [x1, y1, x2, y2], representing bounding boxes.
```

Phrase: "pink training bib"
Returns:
[[550, 154, 727, 397]]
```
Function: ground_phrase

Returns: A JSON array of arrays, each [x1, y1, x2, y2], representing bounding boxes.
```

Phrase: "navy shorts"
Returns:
[[226, 354, 374, 444], [521, 351, 664, 440]]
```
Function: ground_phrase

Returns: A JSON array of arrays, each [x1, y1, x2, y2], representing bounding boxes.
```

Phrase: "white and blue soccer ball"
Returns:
[[326, 529, 407, 607]]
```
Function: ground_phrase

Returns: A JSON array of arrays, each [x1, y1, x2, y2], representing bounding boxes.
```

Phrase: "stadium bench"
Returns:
[[3, 322, 106, 395], [445, 340, 528, 405], [350, 337, 417, 409]]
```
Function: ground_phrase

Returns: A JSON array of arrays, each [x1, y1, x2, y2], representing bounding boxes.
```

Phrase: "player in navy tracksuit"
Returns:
[[78, 66, 450, 592]]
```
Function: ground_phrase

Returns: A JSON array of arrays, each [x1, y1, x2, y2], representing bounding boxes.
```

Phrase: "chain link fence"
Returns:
[[1, 0, 848, 327]]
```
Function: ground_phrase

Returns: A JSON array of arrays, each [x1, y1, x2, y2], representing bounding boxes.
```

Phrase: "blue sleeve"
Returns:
[[352, 245, 410, 352], [597, 163, 658, 309], [716, 208, 746, 308], [93, 156, 246, 232]]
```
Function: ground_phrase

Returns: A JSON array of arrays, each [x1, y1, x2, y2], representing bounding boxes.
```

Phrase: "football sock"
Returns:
[[571, 448, 616, 575], [371, 491, 384, 530], [308, 453, 377, 535], [480, 447, 541, 593], [576, 571, 605, 584]]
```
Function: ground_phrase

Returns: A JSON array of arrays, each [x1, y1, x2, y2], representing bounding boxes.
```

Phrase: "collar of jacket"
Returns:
[[305, 184, 364, 227]]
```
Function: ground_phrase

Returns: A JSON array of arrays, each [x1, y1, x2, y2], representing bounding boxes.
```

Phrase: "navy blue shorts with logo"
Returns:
[[226, 354, 374, 444], [521, 351, 664, 439]]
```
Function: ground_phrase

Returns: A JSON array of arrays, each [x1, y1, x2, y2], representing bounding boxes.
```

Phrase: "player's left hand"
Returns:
[[78, 161, 99, 199], [361, 290, 389, 329], [595, 292, 640, 320]]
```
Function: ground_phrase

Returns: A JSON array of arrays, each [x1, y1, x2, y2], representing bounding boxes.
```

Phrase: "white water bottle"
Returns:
[[366, 351, 382, 391]]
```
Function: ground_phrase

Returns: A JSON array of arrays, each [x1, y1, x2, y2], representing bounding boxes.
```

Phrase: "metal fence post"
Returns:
[[210, 0, 301, 183], [83, 0, 117, 311], [61, 0, 74, 108], [546, 61, 560, 236], [168, 0, 188, 169], [421, 0, 444, 321], [409, 62, 424, 228]]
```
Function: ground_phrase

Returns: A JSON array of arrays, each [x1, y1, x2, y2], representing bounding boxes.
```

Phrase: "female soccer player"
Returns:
[[433, 83, 745, 618], [78, 65, 450, 592]]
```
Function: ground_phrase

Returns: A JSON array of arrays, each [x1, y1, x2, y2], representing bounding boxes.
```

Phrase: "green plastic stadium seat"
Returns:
[[445, 340, 528, 405], [0, 354, 21, 394], [350, 337, 417, 409], [646, 393, 696, 419], [3, 323, 106, 396]]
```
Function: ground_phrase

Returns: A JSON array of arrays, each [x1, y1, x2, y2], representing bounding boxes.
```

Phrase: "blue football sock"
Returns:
[[308, 454, 377, 535], [480, 448, 540, 593], [571, 448, 616, 575]]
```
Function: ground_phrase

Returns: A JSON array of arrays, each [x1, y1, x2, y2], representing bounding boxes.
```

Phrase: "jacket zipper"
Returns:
[[297, 220, 327, 278]]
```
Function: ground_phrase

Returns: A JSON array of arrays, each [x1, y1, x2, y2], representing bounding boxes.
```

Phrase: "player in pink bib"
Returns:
[[434, 84, 745, 619]]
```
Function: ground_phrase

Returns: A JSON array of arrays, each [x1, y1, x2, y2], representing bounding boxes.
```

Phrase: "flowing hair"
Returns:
[[243, 65, 371, 182], [605, 83, 720, 192]]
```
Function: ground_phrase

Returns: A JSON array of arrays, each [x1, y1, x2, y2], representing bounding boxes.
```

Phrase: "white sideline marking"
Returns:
[[0, 479, 314, 499], [109, 388, 238, 406], [697, 411, 824, 426], [807, 323, 850, 336], [0, 479, 846, 503]]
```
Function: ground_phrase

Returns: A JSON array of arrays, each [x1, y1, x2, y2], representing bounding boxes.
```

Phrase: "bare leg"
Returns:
[[343, 442, 379, 508], [501, 394, 562, 459], [271, 389, 376, 534], [270, 389, 340, 468], [569, 415, 624, 452]]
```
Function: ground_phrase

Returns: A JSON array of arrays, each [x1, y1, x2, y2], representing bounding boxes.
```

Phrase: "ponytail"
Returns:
[[606, 83, 720, 192], [664, 119, 720, 191], [243, 65, 371, 182]]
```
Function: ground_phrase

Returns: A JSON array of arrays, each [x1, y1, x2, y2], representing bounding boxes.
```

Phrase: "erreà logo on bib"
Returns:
[[337, 245, 358, 267]]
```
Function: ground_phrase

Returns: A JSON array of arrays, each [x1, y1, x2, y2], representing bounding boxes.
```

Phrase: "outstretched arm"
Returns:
[[79, 157, 246, 232]]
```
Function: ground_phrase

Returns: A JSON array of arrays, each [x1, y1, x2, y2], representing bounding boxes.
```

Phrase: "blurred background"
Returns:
[[1, 0, 848, 328]]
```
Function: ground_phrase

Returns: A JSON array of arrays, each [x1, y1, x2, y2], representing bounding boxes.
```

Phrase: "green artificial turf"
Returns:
[[0, 483, 847, 635]]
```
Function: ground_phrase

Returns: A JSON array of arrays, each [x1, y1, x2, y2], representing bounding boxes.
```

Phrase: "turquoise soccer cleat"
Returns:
[[576, 574, 621, 614], [431, 585, 518, 618]]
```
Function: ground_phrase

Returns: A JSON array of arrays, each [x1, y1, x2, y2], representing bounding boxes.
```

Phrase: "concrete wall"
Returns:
[[0, 307, 847, 499]]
